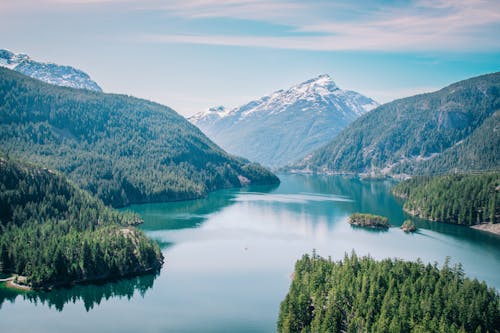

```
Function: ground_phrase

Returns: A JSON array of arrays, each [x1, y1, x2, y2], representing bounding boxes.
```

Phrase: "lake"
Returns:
[[1, 174, 499, 332]]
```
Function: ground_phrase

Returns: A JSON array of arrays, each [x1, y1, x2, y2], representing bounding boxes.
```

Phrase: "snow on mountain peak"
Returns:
[[189, 74, 379, 168], [189, 105, 233, 123], [191, 74, 378, 124], [0, 48, 102, 92]]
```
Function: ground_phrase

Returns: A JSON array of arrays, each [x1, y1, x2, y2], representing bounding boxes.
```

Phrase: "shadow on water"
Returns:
[[123, 183, 279, 232], [406, 215, 500, 251], [275, 174, 406, 225], [349, 224, 390, 233], [0, 183, 283, 313], [0, 272, 159, 312]]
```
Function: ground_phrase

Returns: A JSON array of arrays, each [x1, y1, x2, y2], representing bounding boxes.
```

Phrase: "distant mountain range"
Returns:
[[0, 67, 278, 207], [190, 74, 378, 168], [289, 72, 500, 178], [0, 49, 102, 92]]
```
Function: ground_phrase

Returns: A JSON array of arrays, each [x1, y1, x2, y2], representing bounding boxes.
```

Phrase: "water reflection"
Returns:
[[125, 183, 279, 234], [0, 272, 159, 312], [349, 224, 390, 233], [0, 175, 499, 333], [281, 174, 405, 225], [405, 216, 500, 252]]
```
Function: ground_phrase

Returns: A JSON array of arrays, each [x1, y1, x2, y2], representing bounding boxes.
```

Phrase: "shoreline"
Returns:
[[471, 223, 500, 236], [1, 266, 160, 292], [5, 279, 31, 291], [403, 207, 500, 237]]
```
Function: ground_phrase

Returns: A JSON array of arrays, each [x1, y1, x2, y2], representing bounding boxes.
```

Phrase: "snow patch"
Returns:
[[0, 48, 102, 92]]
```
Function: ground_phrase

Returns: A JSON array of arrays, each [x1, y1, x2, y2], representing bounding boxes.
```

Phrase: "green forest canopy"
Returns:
[[348, 213, 390, 228], [392, 172, 499, 226], [278, 252, 499, 333], [0, 157, 163, 289], [0, 67, 279, 207], [291, 72, 500, 176]]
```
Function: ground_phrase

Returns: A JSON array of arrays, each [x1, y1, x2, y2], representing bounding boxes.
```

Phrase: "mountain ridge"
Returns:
[[190, 74, 378, 168], [289, 72, 500, 177], [0, 67, 279, 207], [0, 49, 102, 92]]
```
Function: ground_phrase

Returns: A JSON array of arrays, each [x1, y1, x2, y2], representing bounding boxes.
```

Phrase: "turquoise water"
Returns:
[[1, 174, 499, 332]]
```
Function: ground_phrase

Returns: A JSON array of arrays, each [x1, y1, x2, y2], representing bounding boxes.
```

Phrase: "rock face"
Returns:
[[190, 75, 378, 168], [0, 49, 102, 92]]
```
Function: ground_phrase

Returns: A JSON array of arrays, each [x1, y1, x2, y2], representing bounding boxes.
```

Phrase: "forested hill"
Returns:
[[392, 172, 500, 226], [289, 72, 500, 177], [0, 157, 163, 289], [278, 253, 499, 333], [0, 67, 279, 207]]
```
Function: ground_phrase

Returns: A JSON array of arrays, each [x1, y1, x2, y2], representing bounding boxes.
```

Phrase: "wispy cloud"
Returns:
[[153, 0, 306, 20], [2, 0, 499, 51], [140, 0, 500, 51]]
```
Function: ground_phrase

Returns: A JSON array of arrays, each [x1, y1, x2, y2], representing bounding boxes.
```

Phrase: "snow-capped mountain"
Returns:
[[190, 74, 378, 168], [0, 49, 102, 92]]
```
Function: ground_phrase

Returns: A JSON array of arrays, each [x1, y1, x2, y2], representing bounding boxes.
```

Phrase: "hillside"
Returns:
[[0, 157, 163, 289], [0, 49, 102, 92], [392, 172, 500, 227], [278, 252, 499, 333], [290, 72, 500, 177], [190, 75, 378, 168], [0, 67, 279, 207]]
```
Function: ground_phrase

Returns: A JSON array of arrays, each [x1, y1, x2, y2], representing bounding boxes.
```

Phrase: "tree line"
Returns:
[[0, 67, 279, 207], [392, 172, 499, 226], [0, 157, 163, 289], [278, 252, 499, 333]]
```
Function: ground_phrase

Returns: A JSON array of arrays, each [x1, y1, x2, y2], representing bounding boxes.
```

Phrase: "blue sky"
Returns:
[[1, 0, 499, 116]]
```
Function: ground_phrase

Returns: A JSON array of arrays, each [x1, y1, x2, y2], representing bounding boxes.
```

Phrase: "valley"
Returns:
[[0, 31, 498, 332], [190, 75, 378, 168]]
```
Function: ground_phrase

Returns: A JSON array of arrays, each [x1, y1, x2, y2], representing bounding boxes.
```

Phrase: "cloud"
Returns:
[[2, 0, 499, 51], [155, 0, 306, 20], [140, 0, 500, 52]]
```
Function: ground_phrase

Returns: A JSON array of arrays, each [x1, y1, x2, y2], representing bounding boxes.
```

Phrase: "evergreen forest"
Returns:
[[0, 157, 163, 289], [392, 172, 499, 226], [0, 67, 279, 207], [291, 72, 500, 177], [278, 252, 500, 333]]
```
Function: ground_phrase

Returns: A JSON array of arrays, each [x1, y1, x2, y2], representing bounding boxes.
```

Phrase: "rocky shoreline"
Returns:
[[471, 223, 500, 236], [1, 265, 162, 292]]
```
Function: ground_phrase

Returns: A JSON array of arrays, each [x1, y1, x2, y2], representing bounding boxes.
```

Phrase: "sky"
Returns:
[[1, 0, 499, 117]]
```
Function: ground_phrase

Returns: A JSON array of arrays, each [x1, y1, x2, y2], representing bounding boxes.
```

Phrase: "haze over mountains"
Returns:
[[0, 49, 102, 92], [190, 74, 378, 168], [290, 72, 500, 178]]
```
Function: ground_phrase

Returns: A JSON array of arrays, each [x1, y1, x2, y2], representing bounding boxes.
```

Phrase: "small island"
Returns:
[[348, 213, 390, 229], [401, 220, 417, 232]]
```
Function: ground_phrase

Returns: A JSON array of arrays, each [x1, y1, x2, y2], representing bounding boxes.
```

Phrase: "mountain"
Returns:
[[0, 156, 163, 289], [190, 74, 378, 168], [0, 49, 102, 92], [290, 72, 500, 177], [0, 67, 279, 207]]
